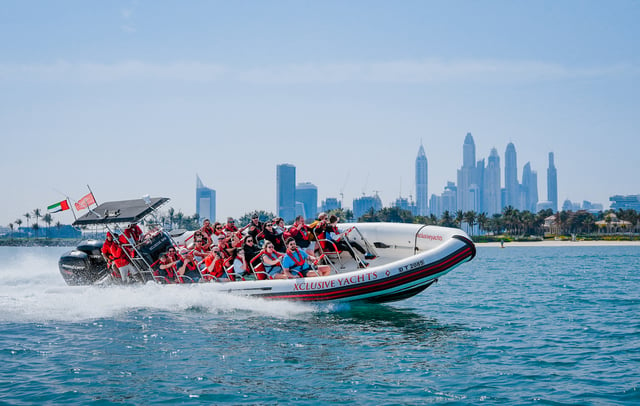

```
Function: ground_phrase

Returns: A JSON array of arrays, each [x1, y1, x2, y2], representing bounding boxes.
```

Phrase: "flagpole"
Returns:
[[52, 188, 78, 221], [66, 197, 78, 221], [87, 184, 98, 206]]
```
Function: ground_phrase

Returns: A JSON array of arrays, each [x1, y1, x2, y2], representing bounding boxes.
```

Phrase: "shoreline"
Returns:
[[476, 240, 640, 247]]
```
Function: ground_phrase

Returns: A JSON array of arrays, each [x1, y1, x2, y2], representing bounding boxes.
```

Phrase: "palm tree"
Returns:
[[55, 221, 63, 237], [477, 213, 488, 235], [23, 212, 31, 230], [454, 210, 464, 229], [463, 211, 477, 236], [32, 223, 40, 238], [439, 211, 455, 228], [15, 218, 22, 236], [42, 213, 53, 238], [174, 211, 184, 229], [8, 223, 14, 237], [32, 209, 42, 238], [167, 207, 175, 229]]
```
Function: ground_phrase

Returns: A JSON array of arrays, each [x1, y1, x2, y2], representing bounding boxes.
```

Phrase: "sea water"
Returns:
[[0, 245, 639, 405]]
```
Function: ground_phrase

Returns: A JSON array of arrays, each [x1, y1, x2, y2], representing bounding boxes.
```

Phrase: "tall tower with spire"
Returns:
[[483, 147, 501, 215], [457, 133, 477, 212], [504, 142, 520, 210], [415, 142, 428, 216], [547, 152, 558, 212]]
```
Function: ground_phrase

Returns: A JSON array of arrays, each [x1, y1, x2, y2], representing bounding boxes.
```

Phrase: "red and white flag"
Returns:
[[75, 192, 96, 211]]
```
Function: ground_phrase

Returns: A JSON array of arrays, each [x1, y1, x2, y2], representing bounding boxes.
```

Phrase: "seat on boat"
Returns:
[[313, 228, 346, 272]]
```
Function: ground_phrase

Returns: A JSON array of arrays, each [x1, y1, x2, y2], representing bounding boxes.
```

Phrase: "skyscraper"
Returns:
[[483, 148, 501, 215], [195, 174, 216, 224], [456, 133, 477, 212], [521, 162, 539, 212], [277, 164, 296, 222], [321, 198, 341, 212], [415, 142, 428, 216], [295, 182, 318, 221], [353, 194, 383, 220], [504, 142, 520, 210], [547, 152, 558, 212]]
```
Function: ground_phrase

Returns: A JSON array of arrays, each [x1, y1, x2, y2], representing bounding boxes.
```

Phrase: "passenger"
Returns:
[[231, 248, 248, 280], [288, 215, 314, 255], [246, 214, 264, 244], [217, 233, 235, 258], [212, 222, 226, 245], [189, 230, 210, 250], [261, 241, 290, 279], [202, 247, 227, 281], [200, 219, 215, 240], [272, 217, 287, 238], [308, 212, 329, 245], [177, 252, 201, 283], [154, 252, 178, 283], [242, 235, 262, 272], [326, 214, 370, 267], [262, 222, 286, 253], [110, 234, 138, 283], [191, 238, 210, 263], [230, 232, 244, 249], [281, 238, 331, 278], [166, 246, 183, 263], [224, 217, 238, 233], [124, 223, 143, 244], [101, 232, 116, 265]]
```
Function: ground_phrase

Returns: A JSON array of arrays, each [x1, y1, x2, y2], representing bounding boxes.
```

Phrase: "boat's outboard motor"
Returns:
[[138, 231, 173, 265], [58, 239, 109, 285]]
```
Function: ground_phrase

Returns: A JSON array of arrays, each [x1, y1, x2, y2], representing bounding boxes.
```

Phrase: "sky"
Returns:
[[1, 0, 639, 227]]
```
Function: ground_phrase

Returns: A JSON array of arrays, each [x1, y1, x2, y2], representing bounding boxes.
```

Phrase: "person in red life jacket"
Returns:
[[202, 247, 228, 281], [166, 246, 183, 263], [217, 234, 236, 258], [261, 241, 289, 279], [154, 252, 179, 283], [124, 223, 143, 244], [101, 232, 119, 278], [246, 214, 264, 245], [191, 239, 210, 263], [110, 233, 137, 283], [262, 222, 286, 253], [224, 217, 238, 233], [281, 238, 331, 278], [230, 232, 244, 249], [177, 252, 201, 283], [289, 215, 314, 255], [200, 219, 214, 240], [308, 212, 329, 248], [101, 232, 116, 264], [212, 222, 227, 246]]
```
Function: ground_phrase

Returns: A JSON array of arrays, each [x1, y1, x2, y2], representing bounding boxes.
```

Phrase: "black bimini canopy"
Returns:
[[73, 197, 170, 226]]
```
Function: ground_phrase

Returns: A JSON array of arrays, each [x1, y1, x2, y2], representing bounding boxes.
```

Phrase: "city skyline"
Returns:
[[1, 2, 638, 226]]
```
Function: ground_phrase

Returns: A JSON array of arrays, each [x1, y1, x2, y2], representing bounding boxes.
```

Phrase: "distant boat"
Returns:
[[59, 197, 475, 304]]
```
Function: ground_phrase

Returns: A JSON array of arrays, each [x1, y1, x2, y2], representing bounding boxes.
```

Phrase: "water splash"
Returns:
[[0, 247, 323, 322]]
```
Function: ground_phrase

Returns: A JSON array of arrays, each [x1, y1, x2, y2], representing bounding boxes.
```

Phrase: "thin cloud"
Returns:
[[0, 59, 635, 84], [120, 5, 136, 33]]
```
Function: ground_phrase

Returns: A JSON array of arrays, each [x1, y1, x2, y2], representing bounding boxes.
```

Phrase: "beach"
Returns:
[[477, 239, 640, 247]]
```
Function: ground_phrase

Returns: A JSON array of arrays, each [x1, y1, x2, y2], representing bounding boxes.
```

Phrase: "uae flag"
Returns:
[[47, 200, 70, 213], [75, 192, 96, 210]]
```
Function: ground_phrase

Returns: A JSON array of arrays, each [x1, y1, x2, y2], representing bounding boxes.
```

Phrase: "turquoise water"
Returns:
[[1, 246, 639, 405]]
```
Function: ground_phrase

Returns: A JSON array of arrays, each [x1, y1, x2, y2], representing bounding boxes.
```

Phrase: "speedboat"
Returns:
[[59, 197, 475, 303]]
